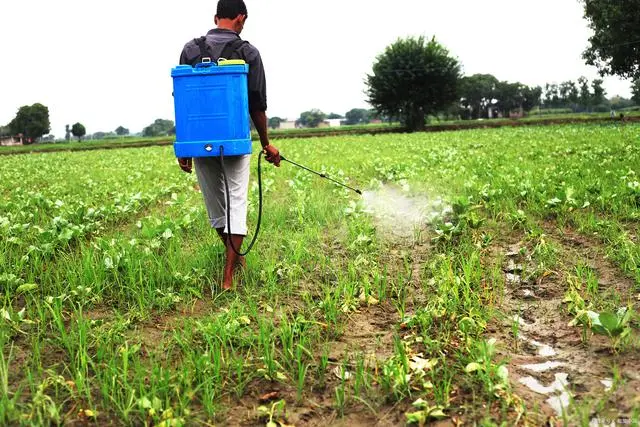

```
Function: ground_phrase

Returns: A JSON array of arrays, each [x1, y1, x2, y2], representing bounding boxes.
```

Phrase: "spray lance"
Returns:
[[220, 146, 362, 257]]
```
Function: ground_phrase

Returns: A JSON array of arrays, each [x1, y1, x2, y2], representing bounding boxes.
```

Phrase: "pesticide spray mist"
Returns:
[[361, 185, 451, 238]]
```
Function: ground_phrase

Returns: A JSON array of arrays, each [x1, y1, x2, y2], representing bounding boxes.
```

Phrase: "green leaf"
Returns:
[[58, 228, 74, 241], [496, 365, 509, 381], [405, 411, 426, 424], [16, 283, 38, 294], [152, 396, 163, 411], [412, 398, 428, 408], [427, 407, 447, 419], [465, 362, 483, 373], [590, 324, 610, 337], [138, 397, 152, 409], [598, 312, 623, 336]]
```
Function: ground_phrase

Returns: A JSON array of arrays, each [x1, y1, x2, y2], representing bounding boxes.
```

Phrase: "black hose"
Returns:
[[219, 146, 263, 257]]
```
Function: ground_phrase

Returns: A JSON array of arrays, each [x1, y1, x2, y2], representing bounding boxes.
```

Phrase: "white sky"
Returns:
[[0, 0, 633, 136]]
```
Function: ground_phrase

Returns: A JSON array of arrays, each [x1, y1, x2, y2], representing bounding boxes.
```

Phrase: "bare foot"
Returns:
[[222, 267, 234, 290], [222, 257, 246, 291]]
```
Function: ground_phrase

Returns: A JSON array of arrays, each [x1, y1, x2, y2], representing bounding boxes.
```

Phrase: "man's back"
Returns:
[[180, 29, 267, 113]]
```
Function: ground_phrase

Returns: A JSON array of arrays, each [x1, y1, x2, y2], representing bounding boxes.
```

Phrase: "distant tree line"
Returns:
[[267, 108, 390, 130], [458, 74, 542, 120]]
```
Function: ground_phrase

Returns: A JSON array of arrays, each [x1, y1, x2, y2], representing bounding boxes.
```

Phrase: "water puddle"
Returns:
[[520, 335, 557, 357], [361, 185, 450, 238], [519, 373, 569, 395], [546, 392, 572, 417], [519, 373, 572, 416], [521, 361, 565, 373]]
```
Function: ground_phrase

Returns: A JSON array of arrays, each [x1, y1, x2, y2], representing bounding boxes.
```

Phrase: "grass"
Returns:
[[0, 122, 639, 425]]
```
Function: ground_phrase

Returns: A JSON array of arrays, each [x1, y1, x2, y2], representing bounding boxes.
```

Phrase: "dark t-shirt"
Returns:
[[179, 28, 267, 112]]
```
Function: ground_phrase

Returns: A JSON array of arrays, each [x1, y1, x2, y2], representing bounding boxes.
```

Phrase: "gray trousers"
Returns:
[[194, 155, 250, 236]]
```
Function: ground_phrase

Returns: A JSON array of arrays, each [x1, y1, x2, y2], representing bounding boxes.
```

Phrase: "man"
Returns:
[[177, 0, 280, 290]]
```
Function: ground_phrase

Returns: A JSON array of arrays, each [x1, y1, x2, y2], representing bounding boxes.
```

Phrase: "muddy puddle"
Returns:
[[489, 233, 640, 423], [361, 185, 450, 238]]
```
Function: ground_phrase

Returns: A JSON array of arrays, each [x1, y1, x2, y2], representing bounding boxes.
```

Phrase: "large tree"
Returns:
[[297, 109, 326, 128], [143, 119, 174, 137], [8, 103, 50, 143], [583, 0, 640, 79], [366, 36, 460, 131], [345, 108, 371, 125], [495, 82, 541, 116], [591, 79, 607, 106], [115, 126, 129, 136], [268, 117, 284, 129], [459, 74, 499, 119], [71, 123, 86, 141], [578, 77, 592, 110]]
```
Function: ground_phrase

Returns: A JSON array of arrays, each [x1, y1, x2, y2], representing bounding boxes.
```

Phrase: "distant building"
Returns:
[[323, 119, 343, 127], [279, 120, 297, 130], [0, 135, 23, 146]]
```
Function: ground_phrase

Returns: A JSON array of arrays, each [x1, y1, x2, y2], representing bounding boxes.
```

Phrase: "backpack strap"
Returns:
[[219, 38, 248, 61], [195, 36, 211, 62]]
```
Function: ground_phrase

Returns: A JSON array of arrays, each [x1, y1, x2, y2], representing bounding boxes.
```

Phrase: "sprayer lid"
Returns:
[[218, 59, 246, 66]]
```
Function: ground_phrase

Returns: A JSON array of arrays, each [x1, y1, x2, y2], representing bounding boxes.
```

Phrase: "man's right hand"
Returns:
[[178, 158, 193, 174]]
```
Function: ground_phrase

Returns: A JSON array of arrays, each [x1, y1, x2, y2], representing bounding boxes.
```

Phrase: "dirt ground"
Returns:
[[487, 225, 640, 425]]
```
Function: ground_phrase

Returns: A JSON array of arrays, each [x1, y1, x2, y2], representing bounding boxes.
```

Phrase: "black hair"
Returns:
[[217, 0, 248, 20]]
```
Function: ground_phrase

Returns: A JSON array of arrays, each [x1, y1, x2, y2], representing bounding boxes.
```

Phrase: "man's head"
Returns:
[[215, 0, 248, 34]]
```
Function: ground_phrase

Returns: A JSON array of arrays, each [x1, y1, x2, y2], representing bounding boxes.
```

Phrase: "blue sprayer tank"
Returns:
[[171, 59, 252, 158]]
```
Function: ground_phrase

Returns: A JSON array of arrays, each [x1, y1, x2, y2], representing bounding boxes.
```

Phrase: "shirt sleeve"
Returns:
[[179, 48, 188, 65], [179, 42, 198, 66], [246, 48, 267, 112]]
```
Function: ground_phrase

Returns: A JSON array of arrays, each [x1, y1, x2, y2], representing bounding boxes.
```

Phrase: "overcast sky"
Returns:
[[0, 0, 633, 136]]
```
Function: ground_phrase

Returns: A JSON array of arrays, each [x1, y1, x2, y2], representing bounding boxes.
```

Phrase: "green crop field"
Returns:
[[1, 123, 639, 426]]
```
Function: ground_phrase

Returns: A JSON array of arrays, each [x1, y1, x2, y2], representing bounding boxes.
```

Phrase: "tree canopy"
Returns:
[[115, 126, 130, 136], [143, 119, 174, 137], [583, 0, 640, 79], [345, 108, 371, 125], [367, 36, 460, 131], [297, 109, 326, 128], [71, 123, 86, 141], [536, 76, 611, 112], [268, 117, 284, 129], [459, 74, 499, 119], [8, 103, 50, 143]]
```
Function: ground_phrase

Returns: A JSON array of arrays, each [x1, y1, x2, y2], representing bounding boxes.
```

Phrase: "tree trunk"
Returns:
[[403, 108, 426, 131]]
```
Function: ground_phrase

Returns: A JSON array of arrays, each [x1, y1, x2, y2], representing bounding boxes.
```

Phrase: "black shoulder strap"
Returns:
[[219, 39, 248, 61], [195, 36, 211, 62]]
